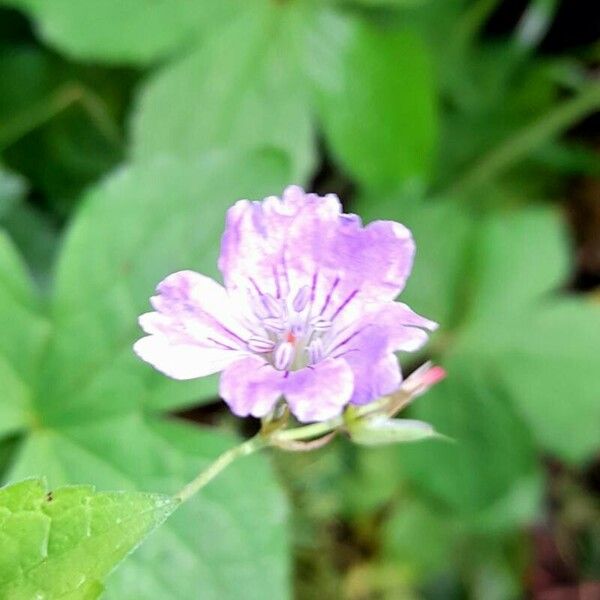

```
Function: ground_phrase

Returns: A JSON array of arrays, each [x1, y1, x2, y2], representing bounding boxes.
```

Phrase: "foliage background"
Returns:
[[0, 0, 599, 597]]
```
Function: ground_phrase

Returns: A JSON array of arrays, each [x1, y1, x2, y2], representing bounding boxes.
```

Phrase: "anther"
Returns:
[[307, 339, 324, 365], [247, 337, 275, 353], [274, 342, 294, 370], [263, 317, 286, 333], [309, 316, 333, 332], [260, 293, 283, 317], [292, 286, 310, 312]]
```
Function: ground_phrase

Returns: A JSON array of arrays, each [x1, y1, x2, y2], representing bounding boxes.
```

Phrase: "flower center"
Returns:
[[246, 286, 332, 371]]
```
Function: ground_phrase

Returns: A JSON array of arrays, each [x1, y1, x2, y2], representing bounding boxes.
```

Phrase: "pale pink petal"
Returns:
[[219, 356, 283, 418], [283, 358, 354, 422], [134, 336, 244, 380]]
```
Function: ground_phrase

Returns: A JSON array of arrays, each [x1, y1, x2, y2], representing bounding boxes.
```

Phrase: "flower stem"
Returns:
[[174, 393, 400, 503], [175, 434, 267, 503]]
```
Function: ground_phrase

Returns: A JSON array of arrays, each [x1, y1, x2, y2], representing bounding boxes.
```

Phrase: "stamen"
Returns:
[[247, 336, 275, 353], [306, 339, 323, 365], [292, 286, 310, 312], [263, 317, 286, 333], [274, 342, 294, 370], [309, 316, 333, 332], [260, 293, 282, 317], [250, 293, 271, 319]]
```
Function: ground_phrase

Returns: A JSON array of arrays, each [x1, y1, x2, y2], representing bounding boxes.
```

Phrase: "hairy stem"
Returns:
[[175, 434, 267, 503], [174, 392, 401, 502]]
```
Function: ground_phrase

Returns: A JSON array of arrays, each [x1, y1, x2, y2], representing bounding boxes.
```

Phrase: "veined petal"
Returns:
[[219, 356, 283, 418], [134, 336, 244, 380], [135, 270, 252, 379], [148, 270, 251, 348], [218, 186, 415, 306], [329, 301, 437, 406], [219, 356, 354, 422], [283, 358, 354, 423]]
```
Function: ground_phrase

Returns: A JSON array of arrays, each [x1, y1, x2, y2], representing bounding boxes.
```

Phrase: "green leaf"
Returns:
[[7, 417, 290, 600], [0, 231, 48, 439], [306, 9, 437, 187], [0, 202, 59, 290], [41, 151, 289, 420], [349, 416, 439, 446], [0, 0, 239, 65], [382, 497, 456, 578], [463, 206, 568, 326], [4, 150, 291, 597], [399, 357, 541, 525], [131, 5, 314, 183], [497, 298, 600, 462], [0, 47, 126, 209], [353, 193, 473, 325], [355, 193, 597, 465], [0, 478, 176, 599], [0, 164, 26, 219]]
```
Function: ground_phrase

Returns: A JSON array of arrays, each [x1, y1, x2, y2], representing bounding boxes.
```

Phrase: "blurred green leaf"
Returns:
[[0, 478, 176, 599], [497, 299, 600, 462], [0, 164, 26, 219], [0, 47, 126, 210], [1, 202, 59, 290], [45, 151, 289, 418], [306, 9, 437, 187], [0, 0, 241, 64], [382, 497, 456, 578], [0, 231, 48, 439], [398, 361, 540, 522], [8, 418, 289, 600], [356, 192, 598, 465], [352, 194, 598, 540], [132, 5, 314, 183], [1, 151, 291, 597]]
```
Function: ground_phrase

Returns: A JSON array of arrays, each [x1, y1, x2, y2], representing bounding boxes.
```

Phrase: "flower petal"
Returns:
[[134, 335, 243, 380], [218, 186, 415, 307], [219, 356, 283, 418], [149, 270, 251, 348], [135, 270, 252, 379], [283, 358, 354, 423], [329, 301, 438, 405]]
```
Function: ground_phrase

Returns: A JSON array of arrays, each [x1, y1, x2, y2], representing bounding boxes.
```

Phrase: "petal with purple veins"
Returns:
[[283, 358, 354, 422], [134, 335, 244, 380], [330, 301, 437, 406], [147, 270, 251, 348], [219, 356, 284, 418], [218, 187, 416, 307]]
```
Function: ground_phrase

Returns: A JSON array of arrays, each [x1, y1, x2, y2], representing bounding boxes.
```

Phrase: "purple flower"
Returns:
[[134, 186, 437, 422]]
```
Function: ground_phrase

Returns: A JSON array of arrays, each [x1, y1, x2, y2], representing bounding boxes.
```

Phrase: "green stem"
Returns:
[[175, 434, 267, 503], [449, 83, 600, 196], [0, 82, 122, 151], [174, 394, 398, 502], [272, 397, 391, 442]]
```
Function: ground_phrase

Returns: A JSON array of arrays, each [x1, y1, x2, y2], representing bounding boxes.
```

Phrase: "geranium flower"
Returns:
[[134, 186, 437, 422]]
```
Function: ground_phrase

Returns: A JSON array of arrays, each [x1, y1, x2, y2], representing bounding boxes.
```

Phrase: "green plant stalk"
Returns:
[[175, 435, 268, 503], [174, 392, 404, 503], [0, 83, 122, 151], [450, 82, 600, 195]]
